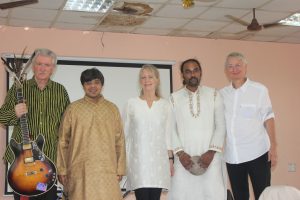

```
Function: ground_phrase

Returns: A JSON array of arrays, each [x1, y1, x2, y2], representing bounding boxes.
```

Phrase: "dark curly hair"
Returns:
[[80, 68, 104, 86]]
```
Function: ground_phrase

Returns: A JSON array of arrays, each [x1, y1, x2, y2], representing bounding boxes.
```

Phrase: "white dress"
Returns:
[[123, 97, 172, 191], [168, 86, 227, 200]]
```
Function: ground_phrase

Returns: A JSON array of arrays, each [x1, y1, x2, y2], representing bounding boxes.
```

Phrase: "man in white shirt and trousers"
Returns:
[[220, 52, 278, 200], [168, 58, 227, 200]]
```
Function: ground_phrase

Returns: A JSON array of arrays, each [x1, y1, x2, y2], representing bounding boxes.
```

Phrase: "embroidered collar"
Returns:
[[184, 86, 201, 118]]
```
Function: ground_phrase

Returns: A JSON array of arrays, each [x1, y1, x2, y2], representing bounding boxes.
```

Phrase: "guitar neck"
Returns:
[[16, 88, 31, 144]]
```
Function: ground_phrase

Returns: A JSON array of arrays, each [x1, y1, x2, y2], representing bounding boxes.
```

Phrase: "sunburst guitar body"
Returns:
[[7, 134, 57, 197]]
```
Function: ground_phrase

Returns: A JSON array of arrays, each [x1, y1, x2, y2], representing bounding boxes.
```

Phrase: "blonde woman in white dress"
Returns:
[[123, 64, 174, 200]]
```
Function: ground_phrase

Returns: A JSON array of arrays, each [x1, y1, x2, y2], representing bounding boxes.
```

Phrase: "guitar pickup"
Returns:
[[24, 157, 34, 163], [23, 143, 32, 150], [25, 171, 37, 176]]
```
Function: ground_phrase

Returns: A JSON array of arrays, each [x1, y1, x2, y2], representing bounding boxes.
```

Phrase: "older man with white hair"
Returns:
[[220, 52, 278, 200]]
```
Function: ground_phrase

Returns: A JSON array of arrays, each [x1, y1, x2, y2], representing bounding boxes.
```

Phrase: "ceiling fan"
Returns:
[[226, 8, 281, 32], [113, 2, 153, 16], [0, 0, 38, 10]]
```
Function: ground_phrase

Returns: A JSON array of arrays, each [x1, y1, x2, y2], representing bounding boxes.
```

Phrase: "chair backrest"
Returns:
[[259, 185, 300, 200]]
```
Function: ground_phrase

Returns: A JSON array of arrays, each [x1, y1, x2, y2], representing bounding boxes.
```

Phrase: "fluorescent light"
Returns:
[[63, 0, 116, 13], [279, 13, 300, 27]]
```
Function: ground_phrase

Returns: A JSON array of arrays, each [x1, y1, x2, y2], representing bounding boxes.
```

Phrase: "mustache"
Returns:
[[183, 76, 201, 85]]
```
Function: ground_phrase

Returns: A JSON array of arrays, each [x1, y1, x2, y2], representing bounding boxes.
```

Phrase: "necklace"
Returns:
[[188, 89, 200, 118]]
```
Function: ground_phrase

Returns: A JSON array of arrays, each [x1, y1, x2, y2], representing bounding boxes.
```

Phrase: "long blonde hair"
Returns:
[[139, 64, 161, 98]]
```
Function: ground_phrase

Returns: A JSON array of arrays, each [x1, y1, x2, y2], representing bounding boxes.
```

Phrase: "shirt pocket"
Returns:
[[238, 104, 257, 119]]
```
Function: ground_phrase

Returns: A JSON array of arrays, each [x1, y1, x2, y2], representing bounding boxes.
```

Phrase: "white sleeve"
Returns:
[[209, 90, 226, 153], [260, 87, 275, 121], [122, 100, 131, 141], [165, 102, 173, 150], [169, 95, 184, 154]]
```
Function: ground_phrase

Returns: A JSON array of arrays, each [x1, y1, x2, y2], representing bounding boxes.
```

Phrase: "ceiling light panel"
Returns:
[[279, 13, 300, 26], [63, 0, 116, 13]]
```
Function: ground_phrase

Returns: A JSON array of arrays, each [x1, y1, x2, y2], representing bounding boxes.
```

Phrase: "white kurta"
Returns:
[[168, 86, 227, 200], [123, 97, 172, 191]]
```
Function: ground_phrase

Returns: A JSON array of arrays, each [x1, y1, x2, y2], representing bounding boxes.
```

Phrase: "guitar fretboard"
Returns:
[[16, 88, 31, 145]]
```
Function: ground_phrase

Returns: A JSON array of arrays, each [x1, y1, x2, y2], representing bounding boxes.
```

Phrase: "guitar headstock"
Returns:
[[1, 48, 34, 89]]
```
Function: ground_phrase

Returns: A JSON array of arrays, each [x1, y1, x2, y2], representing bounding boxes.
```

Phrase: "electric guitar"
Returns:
[[2, 54, 57, 197]]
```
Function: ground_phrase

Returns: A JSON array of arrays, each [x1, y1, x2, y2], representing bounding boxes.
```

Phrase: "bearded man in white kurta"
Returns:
[[168, 59, 227, 200]]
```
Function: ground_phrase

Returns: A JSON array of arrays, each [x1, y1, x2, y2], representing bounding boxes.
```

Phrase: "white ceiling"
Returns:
[[1, 0, 300, 44]]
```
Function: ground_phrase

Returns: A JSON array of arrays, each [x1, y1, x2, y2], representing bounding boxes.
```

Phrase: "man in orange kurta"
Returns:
[[56, 68, 126, 200]]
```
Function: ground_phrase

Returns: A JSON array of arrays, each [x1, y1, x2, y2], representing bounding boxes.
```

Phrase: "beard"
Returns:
[[187, 77, 200, 87]]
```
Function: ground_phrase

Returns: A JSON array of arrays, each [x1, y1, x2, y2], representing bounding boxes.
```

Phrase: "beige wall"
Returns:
[[0, 27, 300, 200]]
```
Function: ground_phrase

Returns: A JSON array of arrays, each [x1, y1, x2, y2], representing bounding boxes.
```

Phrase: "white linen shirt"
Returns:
[[220, 78, 275, 164]]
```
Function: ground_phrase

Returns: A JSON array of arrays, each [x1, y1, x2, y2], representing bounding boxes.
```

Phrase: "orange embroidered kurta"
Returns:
[[56, 96, 126, 200]]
